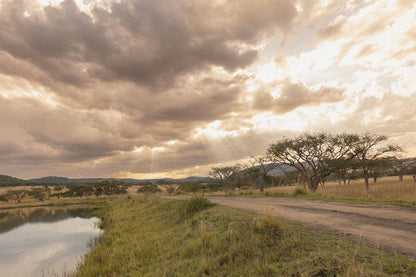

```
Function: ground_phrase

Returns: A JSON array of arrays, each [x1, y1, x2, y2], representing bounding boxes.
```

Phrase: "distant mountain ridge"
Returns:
[[29, 175, 212, 184], [0, 174, 213, 186]]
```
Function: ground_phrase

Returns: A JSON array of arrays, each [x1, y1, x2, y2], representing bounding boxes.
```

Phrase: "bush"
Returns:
[[174, 190, 186, 195], [183, 196, 214, 218], [202, 182, 223, 192], [292, 188, 307, 196], [166, 185, 176, 194], [137, 184, 162, 194], [255, 215, 283, 237], [28, 187, 47, 201], [255, 215, 283, 247], [178, 182, 202, 193], [0, 195, 8, 202]]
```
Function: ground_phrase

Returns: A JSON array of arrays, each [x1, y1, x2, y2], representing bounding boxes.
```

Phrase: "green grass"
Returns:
[[76, 196, 416, 276]]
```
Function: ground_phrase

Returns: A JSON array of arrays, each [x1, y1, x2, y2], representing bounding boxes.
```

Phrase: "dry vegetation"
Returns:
[[266, 176, 416, 202]]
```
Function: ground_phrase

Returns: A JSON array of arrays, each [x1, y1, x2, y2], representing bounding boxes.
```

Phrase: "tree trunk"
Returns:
[[259, 178, 265, 192], [364, 175, 370, 191], [399, 174, 403, 181], [412, 175, 416, 182], [373, 176, 377, 183], [308, 178, 320, 193]]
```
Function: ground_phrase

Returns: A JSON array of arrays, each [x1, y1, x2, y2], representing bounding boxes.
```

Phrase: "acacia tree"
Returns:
[[407, 159, 416, 182], [267, 133, 360, 192], [390, 158, 408, 181], [4, 190, 27, 203], [244, 154, 277, 192], [209, 165, 242, 192], [369, 158, 391, 183], [28, 187, 48, 201], [352, 134, 401, 191], [331, 159, 358, 186], [0, 195, 8, 202]]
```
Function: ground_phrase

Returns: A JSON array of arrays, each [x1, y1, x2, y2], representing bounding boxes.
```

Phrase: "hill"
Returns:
[[0, 174, 26, 186]]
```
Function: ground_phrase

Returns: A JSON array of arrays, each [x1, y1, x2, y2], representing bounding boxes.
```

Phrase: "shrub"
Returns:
[[202, 182, 223, 192], [292, 188, 307, 196], [0, 195, 8, 202], [183, 196, 214, 218], [137, 184, 162, 194], [178, 182, 202, 193], [28, 187, 47, 201], [174, 190, 186, 195], [4, 190, 27, 203], [166, 185, 176, 194], [255, 215, 283, 246]]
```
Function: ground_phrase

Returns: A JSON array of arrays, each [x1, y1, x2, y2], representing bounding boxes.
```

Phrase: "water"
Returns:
[[0, 206, 101, 277]]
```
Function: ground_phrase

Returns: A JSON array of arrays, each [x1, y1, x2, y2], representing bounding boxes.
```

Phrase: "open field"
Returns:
[[76, 196, 416, 276]]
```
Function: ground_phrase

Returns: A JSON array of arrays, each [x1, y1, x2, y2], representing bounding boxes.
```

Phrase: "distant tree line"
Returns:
[[0, 180, 129, 203], [53, 180, 128, 198], [0, 186, 51, 203]]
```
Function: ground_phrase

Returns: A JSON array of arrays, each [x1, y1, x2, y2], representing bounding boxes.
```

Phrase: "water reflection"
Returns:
[[0, 206, 94, 234], [0, 207, 100, 277]]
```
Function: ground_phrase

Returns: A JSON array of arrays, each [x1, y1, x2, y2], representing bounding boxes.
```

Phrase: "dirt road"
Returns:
[[171, 196, 416, 256]]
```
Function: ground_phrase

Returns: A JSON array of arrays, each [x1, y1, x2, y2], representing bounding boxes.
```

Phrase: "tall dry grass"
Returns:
[[267, 175, 416, 202]]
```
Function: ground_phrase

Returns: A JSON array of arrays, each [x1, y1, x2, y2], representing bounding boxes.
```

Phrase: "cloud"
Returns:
[[0, 0, 416, 179], [0, 0, 297, 91], [253, 81, 345, 113]]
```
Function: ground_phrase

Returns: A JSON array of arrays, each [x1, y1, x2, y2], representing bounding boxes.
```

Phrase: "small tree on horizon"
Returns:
[[406, 159, 416, 182], [4, 189, 27, 203], [352, 134, 401, 190], [209, 165, 242, 192], [244, 154, 277, 192]]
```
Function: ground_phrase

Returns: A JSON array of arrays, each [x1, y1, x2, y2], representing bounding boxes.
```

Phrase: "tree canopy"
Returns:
[[267, 133, 362, 192]]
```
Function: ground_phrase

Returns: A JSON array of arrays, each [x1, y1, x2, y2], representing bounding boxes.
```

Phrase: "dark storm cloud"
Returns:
[[253, 81, 345, 113], [0, 0, 297, 91], [0, 0, 299, 176]]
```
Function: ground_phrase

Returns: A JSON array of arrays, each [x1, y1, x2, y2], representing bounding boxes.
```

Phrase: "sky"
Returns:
[[0, 0, 415, 179]]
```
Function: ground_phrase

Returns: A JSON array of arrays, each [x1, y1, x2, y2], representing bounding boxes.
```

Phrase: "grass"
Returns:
[[76, 196, 416, 276], [274, 176, 416, 201], [206, 176, 416, 207]]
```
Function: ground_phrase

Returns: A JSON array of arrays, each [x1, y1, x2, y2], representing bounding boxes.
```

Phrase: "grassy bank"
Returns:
[[77, 196, 416, 276]]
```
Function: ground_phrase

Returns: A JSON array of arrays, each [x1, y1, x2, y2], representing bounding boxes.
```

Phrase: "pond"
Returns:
[[0, 206, 101, 277]]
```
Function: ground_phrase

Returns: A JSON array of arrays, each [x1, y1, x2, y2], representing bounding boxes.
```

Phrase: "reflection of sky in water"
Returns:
[[0, 217, 100, 277]]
